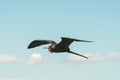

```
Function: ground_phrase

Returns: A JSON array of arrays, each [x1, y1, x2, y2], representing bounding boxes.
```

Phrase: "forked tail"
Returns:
[[68, 51, 88, 59]]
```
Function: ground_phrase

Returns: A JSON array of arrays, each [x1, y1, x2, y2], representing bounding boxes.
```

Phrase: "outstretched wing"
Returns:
[[28, 40, 56, 49], [57, 37, 93, 47]]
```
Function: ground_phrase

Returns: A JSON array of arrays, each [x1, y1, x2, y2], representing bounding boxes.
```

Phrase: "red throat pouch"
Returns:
[[48, 47, 52, 52]]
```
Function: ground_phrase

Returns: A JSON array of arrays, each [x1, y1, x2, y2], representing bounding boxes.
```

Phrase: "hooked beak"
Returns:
[[43, 47, 48, 49]]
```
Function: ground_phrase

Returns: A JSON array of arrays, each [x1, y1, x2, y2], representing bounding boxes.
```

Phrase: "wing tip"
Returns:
[[27, 46, 31, 49], [27, 45, 33, 49]]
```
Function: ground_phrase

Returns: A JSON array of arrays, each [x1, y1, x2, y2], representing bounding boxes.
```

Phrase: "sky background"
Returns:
[[0, 0, 120, 80]]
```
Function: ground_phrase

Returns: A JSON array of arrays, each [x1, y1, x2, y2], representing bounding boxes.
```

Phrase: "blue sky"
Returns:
[[0, 0, 120, 80]]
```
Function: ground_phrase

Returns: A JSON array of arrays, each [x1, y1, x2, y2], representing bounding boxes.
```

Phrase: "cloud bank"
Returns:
[[0, 53, 42, 64], [0, 51, 120, 64]]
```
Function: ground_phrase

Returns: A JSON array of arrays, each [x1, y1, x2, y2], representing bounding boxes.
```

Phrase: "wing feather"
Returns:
[[57, 37, 93, 47], [28, 40, 56, 49]]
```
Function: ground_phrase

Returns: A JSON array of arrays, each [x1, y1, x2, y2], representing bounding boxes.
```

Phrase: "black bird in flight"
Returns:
[[28, 37, 93, 59]]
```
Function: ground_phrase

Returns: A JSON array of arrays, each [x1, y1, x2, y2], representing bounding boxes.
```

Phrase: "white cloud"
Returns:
[[68, 51, 120, 61], [0, 53, 42, 64], [30, 53, 42, 61], [0, 54, 16, 62], [108, 51, 120, 59], [26, 53, 42, 64], [86, 53, 106, 60]]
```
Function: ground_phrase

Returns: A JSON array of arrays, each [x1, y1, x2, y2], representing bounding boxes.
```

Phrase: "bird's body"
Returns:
[[48, 44, 70, 53], [28, 37, 93, 59]]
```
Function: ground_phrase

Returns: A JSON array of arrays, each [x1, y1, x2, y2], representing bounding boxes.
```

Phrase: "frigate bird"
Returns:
[[28, 37, 93, 59]]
